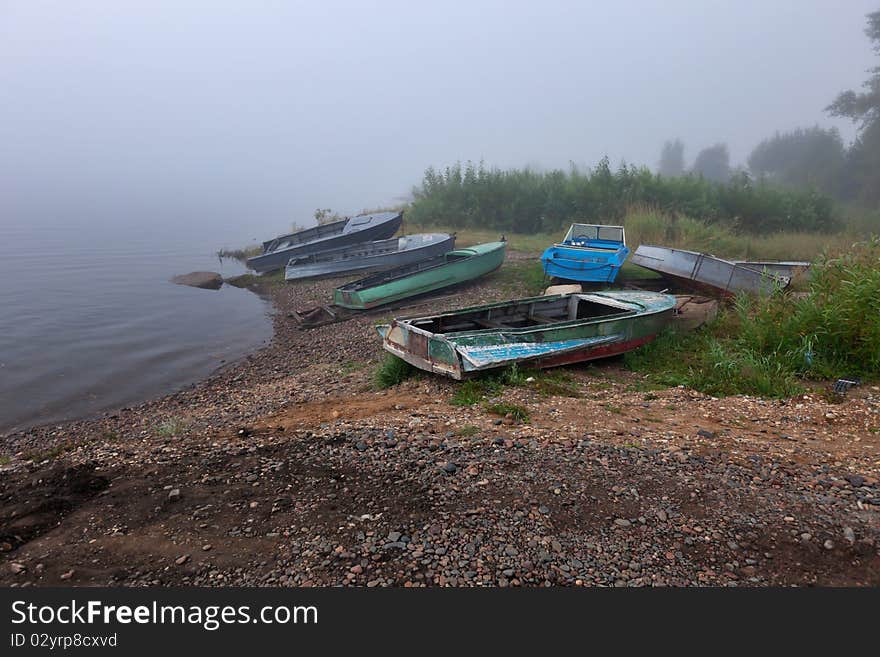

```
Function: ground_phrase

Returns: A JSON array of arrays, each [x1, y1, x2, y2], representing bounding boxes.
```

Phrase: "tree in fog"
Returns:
[[827, 10, 880, 205], [747, 126, 845, 195], [692, 143, 730, 182], [658, 139, 686, 177]]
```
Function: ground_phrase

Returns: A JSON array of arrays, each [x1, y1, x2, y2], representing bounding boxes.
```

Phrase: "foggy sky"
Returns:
[[1, 1, 876, 237]]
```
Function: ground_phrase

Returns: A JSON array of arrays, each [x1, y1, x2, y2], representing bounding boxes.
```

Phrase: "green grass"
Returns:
[[620, 237, 880, 398], [449, 365, 580, 406], [224, 270, 285, 289], [484, 402, 530, 423], [339, 360, 367, 375], [373, 354, 416, 389], [450, 379, 499, 406], [0, 455, 11, 466], [218, 244, 261, 261], [155, 417, 192, 438]]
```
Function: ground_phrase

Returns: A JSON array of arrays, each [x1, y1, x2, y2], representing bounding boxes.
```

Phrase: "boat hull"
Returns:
[[284, 233, 454, 281], [379, 290, 675, 379], [631, 245, 790, 296], [334, 241, 507, 309], [247, 212, 403, 273], [541, 244, 630, 283]]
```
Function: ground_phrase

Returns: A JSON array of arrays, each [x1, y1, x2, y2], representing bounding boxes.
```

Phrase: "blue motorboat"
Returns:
[[541, 223, 629, 283]]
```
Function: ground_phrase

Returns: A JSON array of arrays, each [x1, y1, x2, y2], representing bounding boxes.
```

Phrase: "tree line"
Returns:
[[660, 10, 880, 207], [408, 10, 878, 236]]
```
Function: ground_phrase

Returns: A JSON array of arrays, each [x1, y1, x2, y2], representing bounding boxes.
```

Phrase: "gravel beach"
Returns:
[[1, 260, 879, 587]]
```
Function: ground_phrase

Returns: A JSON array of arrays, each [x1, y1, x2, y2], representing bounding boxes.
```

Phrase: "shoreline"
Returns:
[[0, 277, 276, 443], [1, 254, 879, 587]]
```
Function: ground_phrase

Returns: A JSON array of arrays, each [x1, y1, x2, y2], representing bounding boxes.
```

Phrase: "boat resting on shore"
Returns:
[[334, 240, 507, 310], [631, 245, 791, 296], [378, 290, 675, 379], [247, 211, 403, 273], [541, 223, 629, 283], [284, 233, 454, 281]]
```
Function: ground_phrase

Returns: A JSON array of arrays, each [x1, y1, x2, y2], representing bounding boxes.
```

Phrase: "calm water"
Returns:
[[0, 210, 274, 435]]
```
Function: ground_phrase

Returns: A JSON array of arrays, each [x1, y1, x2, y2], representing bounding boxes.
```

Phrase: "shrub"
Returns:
[[373, 355, 415, 389]]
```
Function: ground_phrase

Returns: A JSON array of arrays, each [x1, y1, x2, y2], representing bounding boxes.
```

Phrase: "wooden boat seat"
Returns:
[[473, 318, 511, 329], [528, 313, 560, 324]]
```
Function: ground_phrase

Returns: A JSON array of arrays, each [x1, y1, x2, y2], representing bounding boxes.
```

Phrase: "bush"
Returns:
[[408, 159, 840, 236], [625, 239, 880, 396], [373, 355, 415, 389]]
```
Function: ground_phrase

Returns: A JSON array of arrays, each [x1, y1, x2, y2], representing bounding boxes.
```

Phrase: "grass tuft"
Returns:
[[373, 355, 415, 389], [484, 402, 530, 423]]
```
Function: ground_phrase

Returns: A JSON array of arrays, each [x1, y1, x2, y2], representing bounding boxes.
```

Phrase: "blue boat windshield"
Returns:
[[562, 224, 625, 245]]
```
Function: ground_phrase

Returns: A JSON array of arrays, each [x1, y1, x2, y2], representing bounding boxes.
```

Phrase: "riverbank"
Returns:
[[1, 249, 879, 587]]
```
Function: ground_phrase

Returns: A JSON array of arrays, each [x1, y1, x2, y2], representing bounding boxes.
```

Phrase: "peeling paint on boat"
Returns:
[[378, 290, 676, 379]]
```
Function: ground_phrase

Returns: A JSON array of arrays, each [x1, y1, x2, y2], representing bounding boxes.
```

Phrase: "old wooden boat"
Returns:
[[334, 240, 507, 310], [541, 224, 629, 283], [378, 290, 675, 379], [247, 211, 403, 273], [631, 245, 790, 296], [284, 233, 454, 281]]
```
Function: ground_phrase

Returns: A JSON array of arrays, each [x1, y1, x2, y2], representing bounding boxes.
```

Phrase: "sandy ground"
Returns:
[[1, 262, 878, 587]]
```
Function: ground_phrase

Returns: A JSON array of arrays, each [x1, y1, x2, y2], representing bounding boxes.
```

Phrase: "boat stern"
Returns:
[[379, 321, 464, 379]]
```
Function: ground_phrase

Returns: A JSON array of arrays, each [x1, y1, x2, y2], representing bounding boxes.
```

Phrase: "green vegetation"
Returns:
[[485, 402, 530, 423], [224, 270, 286, 289], [625, 239, 880, 396], [408, 158, 838, 236], [449, 364, 579, 407], [457, 424, 480, 437], [155, 417, 192, 438], [373, 354, 415, 389], [218, 245, 261, 262], [416, 205, 856, 263]]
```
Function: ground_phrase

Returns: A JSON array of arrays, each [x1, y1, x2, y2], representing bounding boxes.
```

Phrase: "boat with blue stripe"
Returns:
[[541, 223, 629, 283]]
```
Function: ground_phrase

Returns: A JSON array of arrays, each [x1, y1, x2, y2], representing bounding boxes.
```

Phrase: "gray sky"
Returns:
[[1, 1, 876, 236]]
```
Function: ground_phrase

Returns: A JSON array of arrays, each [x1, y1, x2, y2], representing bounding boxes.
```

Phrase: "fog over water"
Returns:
[[0, 1, 876, 431]]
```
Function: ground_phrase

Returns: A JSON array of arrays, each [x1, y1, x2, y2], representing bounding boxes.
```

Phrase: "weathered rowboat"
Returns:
[[247, 211, 403, 273], [284, 233, 455, 281], [541, 224, 629, 283], [378, 290, 675, 379], [333, 240, 507, 309], [630, 245, 790, 296]]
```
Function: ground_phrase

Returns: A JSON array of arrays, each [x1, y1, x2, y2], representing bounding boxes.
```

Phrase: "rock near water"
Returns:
[[171, 271, 223, 290]]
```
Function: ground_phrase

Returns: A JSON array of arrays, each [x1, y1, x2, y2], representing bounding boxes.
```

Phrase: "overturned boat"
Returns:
[[631, 245, 790, 296], [541, 224, 629, 283], [378, 290, 675, 379], [247, 211, 403, 273], [334, 240, 507, 310], [284, 233, 455, 281]]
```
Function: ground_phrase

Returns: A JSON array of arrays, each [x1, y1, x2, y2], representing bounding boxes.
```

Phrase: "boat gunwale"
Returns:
[[335, 241, 504, 294], [394, 292, 673, 342]]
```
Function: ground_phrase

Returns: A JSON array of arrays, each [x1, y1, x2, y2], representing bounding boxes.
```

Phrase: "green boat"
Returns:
[[377, 290, 675, 379], [334, 240, 507, 310]]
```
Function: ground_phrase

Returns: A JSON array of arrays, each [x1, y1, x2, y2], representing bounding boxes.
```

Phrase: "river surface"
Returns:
[[0, 208, 276, 435]]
